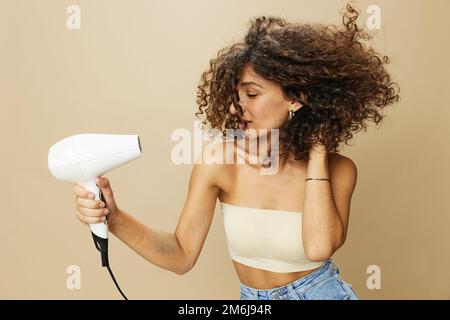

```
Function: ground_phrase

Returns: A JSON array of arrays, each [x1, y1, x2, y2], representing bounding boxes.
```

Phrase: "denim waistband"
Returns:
[[239, 258, 338, 298]]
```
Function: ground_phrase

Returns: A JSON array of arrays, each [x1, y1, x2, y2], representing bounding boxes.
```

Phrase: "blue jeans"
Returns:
[[239, 259, 359, 300]]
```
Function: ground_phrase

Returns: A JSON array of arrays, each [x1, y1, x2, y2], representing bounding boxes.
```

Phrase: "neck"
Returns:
[[234, 129, 295, 171]]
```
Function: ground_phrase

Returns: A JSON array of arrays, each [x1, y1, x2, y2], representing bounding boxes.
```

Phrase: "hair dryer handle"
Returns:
[[81, 181, 108, 239]]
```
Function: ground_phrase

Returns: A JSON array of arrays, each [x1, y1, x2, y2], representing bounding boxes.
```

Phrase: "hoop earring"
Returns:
[[288, 103, 297, 120]]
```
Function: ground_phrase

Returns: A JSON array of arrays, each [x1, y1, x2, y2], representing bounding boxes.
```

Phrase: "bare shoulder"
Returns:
[[329, 152, 358, 188], [329, 152, 357, 169], [192, 139, 235, 188]]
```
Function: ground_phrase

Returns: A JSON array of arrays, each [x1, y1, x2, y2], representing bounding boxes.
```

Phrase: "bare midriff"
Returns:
[[233, 260, 321, 290]]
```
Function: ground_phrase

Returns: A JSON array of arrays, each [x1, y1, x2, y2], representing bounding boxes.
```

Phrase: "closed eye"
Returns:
[[246, 94, 257, 98]]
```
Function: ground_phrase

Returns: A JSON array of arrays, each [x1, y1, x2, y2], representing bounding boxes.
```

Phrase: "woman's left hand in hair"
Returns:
[[309, 143, 327, 157], [309, 125, 328, 157]]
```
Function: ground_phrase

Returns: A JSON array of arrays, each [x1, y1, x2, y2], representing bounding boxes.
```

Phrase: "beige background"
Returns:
[[1, 0, 449, 299]]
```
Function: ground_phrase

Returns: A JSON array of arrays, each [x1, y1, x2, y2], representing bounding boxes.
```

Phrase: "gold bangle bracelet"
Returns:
[[305, 178, 331, 182]]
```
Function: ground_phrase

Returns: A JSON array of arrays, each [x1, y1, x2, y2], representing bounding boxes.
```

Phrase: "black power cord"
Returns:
[[106, 266, 128, 300], [91, 231, 129, 300]]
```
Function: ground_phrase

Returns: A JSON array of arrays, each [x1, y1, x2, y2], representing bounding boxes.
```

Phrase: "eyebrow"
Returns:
[[238, 81, 264, 89]]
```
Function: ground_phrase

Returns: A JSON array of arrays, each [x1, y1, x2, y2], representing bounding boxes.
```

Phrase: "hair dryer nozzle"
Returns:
[[137, 136, 142, 153]]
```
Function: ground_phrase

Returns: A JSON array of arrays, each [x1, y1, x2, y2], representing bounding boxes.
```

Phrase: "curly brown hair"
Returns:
[[195, 3, 400, 161]]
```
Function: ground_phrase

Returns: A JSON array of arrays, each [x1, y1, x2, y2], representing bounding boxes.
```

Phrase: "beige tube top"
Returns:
[[220, 201, 325, 273]]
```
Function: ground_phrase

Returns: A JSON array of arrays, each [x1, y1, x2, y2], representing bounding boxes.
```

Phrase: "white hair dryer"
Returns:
[[47, 133, 142, 299]]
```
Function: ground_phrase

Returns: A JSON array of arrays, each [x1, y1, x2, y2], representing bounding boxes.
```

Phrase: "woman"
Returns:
[[72, 4, 399, 300]]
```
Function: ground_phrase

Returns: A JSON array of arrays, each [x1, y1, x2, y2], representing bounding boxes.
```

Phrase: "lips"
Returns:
[[239, 119, 252, 130]]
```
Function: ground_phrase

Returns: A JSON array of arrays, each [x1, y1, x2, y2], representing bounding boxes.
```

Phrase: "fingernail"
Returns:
[[101, 216, 106, 221], [89, 194, 95, 199], [100, 202, 105, 207], [104, 209, 109, 214]]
